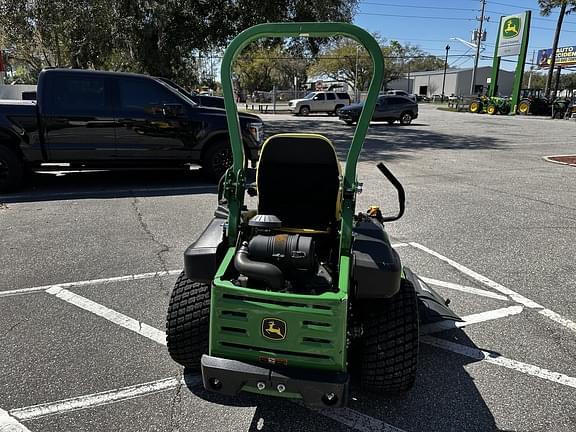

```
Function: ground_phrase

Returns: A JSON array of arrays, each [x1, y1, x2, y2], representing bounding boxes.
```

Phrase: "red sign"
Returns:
[[0, 51, 5, 72]]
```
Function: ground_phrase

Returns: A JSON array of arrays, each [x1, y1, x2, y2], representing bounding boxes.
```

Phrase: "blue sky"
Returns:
[[353, 0, 576, 71]]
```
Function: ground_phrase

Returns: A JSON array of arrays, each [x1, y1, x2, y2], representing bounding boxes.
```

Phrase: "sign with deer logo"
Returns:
[[498, 13, 527, 57], [262, 318, 287, 341]]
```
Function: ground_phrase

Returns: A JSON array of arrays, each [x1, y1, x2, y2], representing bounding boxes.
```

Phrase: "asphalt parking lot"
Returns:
[[1, 104, 575, 432]]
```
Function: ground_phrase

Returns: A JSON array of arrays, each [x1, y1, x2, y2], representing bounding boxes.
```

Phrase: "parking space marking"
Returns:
[[0, 270, 181, 298], [422, 336, 576, 389], [0, 408, 31, 432], [538, 308, 576, 333], [421, 277, 509, 301], [410, 242, 576, 333], [391, 242, 409, 248], [313, 407, 406, 432], [420, 305, 524, 335], [46, 287, 166, 345], [9, 376, 201, 421]]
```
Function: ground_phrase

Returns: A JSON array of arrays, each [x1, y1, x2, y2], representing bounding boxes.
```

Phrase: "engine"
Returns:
[[233, 215, 333, 293]]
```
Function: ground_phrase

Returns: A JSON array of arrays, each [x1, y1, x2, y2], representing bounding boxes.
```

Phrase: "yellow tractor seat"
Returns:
[[256, 133, 341, 232]]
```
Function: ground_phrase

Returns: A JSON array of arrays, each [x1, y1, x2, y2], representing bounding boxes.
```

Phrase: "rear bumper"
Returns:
[[201, 354, 349, 408]]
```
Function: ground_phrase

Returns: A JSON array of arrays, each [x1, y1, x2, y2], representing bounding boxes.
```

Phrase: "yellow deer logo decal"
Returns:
[[262, 318, 287, 340], [503, 17, 520, 38]]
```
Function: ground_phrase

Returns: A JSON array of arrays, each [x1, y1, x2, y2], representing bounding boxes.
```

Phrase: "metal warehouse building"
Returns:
[[390, 66, 515, 97]]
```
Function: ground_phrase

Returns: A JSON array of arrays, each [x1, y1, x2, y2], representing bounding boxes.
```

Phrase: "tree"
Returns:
[[0, 0, 359, 85], [308, 38, 444, 91], [538, 0, 576, 97]]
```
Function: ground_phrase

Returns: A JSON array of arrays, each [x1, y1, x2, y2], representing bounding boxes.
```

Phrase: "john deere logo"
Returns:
[[503, 17, 520, 38], [262, 318, 286, 340]]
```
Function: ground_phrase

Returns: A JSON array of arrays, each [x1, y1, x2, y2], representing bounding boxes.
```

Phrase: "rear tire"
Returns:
[[359, 278, 419, 394], [202, 139, 233, 182], [0, 145, 24, 193], [518, 100, 530, 115], [166, 272, 211, 370], [469, 100, 482, 113], [399, 112, 413, 125]]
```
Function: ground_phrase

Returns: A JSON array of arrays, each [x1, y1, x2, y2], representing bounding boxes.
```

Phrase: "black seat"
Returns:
[[257, 134, 341, 232]]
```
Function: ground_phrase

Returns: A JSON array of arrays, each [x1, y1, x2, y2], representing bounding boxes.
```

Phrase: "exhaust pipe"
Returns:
[[234, 243, 284, 290]]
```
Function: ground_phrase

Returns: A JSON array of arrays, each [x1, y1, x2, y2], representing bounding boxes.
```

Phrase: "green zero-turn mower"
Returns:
[[166, 22, 460, 408]]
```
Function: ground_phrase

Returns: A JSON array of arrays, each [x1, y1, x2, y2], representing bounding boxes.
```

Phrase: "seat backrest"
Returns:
[[257, 133, 341, 231]]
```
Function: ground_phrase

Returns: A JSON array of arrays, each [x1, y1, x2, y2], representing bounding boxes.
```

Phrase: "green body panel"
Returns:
[[212, 23, 385, 377], [210, 248, 348, 371]]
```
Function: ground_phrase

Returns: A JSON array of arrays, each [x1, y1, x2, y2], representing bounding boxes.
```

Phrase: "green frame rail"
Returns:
[[219, 22, 385, 256]]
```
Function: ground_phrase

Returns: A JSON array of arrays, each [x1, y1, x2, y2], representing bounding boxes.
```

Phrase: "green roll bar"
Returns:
[[220, 22, 384, 256]]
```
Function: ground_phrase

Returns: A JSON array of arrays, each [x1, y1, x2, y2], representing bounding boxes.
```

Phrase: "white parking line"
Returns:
[[421, 277, 509, 301], [0, 408, 31, 432], [422, 336, 576, 389], [391, 242, 409, 248], [10, 376, 201, 421], [46, 286, 166, 346], [0, 270, 181, 298], [410, 242, 576, 334], [420, 306, 524, 335], [313, 407, 406, 432]]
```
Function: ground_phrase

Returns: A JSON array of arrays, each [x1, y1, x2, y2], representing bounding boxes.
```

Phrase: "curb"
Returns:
[[542, 155, 576, 167]]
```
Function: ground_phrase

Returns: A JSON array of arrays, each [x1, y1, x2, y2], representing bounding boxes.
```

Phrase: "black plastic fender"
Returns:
[[184, 216, 227, 283], [404, 267, 462, 323]]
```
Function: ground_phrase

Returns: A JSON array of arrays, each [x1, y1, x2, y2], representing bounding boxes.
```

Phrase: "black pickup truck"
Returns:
[[0, 69, 264, 192]]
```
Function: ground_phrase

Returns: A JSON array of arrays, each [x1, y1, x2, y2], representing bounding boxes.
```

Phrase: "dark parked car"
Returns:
[[338, 95, 418, 125], [0, 69, 264, 192]]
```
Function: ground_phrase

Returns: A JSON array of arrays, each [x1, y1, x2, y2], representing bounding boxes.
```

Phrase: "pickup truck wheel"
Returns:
[[166, 272, 210, 370], [299, 106, 310, 116], [0, 145, 24, 193], [203, 139, 233, 182], [358, 278, 419, 394]]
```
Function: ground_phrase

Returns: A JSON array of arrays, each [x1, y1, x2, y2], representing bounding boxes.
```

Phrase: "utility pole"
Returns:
[[470, 0, 488, 95], [442, 45, 450, 102], [528, 50, 535, 89]]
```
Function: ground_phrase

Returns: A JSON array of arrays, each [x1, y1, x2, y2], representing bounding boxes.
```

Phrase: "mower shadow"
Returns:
[[184, 329, 501, 432], [0, 169, 216, 204], [265, 118, 507, 163]]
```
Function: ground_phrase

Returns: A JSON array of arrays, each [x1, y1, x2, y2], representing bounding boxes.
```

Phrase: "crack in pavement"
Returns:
[[0, 321, 20, 341], [168, 377, 184, 432], [130, 198, 171, 294]]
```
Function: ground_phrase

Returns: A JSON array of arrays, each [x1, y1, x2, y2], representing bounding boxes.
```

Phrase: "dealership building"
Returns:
[[389, 66, 515, 97]]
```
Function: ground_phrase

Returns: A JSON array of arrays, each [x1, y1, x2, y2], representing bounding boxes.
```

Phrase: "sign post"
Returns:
[[488, 11, 531, 114]]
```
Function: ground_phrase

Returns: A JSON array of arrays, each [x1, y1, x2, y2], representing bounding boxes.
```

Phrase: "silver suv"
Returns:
[[288, 91, 351, 115]]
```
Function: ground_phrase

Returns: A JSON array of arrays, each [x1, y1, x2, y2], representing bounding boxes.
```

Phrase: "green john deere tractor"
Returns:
[[166, 22, 459, 408], [486, 97, 511, 115]]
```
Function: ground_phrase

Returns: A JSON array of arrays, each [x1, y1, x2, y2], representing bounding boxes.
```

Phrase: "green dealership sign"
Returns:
[[498, 13, 526, 56], [489, 11, 531, 115]]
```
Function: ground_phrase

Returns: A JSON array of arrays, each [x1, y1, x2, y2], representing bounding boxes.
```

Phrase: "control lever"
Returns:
[[376, 162, 405, 222]]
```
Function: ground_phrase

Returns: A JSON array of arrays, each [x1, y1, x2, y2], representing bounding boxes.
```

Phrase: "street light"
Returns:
[[441, 44, 450, 102]]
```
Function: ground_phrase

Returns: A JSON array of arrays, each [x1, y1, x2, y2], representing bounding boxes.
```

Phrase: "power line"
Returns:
[[356, 12, 475, 21], [362, 2, 476, 12]]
